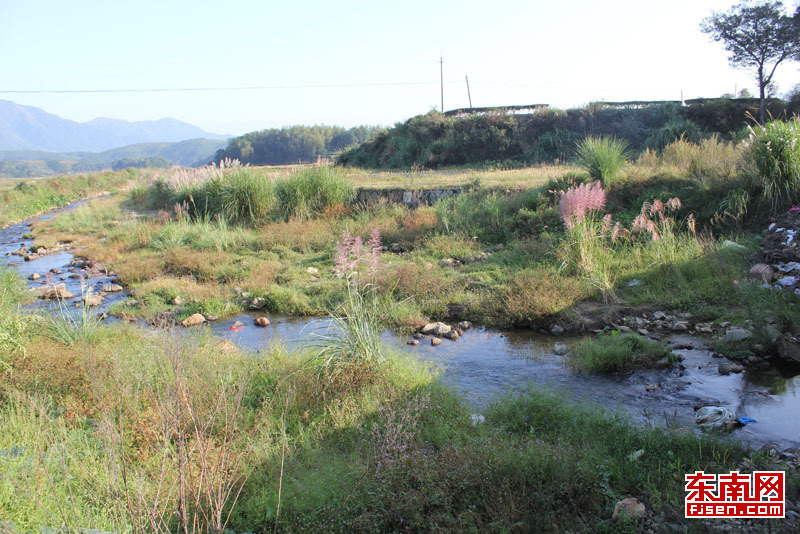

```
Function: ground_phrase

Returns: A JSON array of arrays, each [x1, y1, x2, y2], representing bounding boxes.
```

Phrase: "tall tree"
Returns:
[[701, 1, 800, 123]]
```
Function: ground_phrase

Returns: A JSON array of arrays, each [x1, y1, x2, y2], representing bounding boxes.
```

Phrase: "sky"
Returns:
[[2, 0, 800, 136]]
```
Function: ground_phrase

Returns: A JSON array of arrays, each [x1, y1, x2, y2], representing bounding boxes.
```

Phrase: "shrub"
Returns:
[[274, 166, 354, 220], [570, 333, 676, 372], [574, 136, 631, 184], [748, 118, 800, 210]]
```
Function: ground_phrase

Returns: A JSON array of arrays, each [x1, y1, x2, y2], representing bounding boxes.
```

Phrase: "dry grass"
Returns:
[[341, 164, 577, 190], [255, 218, 337, 252], [502, 269, 589, 325]]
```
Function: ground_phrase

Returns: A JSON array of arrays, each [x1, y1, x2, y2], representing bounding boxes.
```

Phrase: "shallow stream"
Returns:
[[2, 200, 799, 449]]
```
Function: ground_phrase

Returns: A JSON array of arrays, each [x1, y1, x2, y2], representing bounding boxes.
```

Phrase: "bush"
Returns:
[[575, 136, 631, 184], [274, 166, 354, 220], [748, 118, 800, 210]]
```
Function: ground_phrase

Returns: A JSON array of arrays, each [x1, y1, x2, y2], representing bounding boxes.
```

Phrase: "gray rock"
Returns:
[[612, 497, 646, 520], [553, 343, 569, 355], [30, 283, 74, 300], [443, 329, 459, 341], [28, 273, 41, 280], [431, 337, 442, 346], [637, 328, 649, 336], [777, 335, 800, 364], [550, 324, 565, 335], [102, 284, 123, 293], [457, 321, 472, 331], [653, 311, 667, 320], [764, 324, 782, 343], [83, 294, 103, 307], [718, 362, 744, 375], [407, 339, 419, 346], [249, 297, 267, 310], [695, 323, 713, 334], [748, 263, 775, 283], [421, 322, 451, 336], [254, 317, 270, 327], [672, 321, 689, 331], [725, 327, 753, 342]]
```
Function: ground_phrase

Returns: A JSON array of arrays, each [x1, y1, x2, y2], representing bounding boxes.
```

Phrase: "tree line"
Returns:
[[213, 125, 381, 166]]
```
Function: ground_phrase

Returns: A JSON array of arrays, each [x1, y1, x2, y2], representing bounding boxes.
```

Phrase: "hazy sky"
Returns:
[[2, 0, 800, 135]]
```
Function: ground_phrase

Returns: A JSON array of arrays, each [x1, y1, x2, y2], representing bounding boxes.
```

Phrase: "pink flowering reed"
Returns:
[[334, 227, 383, 279], [559, 182, 606, 229]]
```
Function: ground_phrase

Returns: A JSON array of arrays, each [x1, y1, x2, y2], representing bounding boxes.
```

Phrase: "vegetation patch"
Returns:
[[570, 333, 678, 373]]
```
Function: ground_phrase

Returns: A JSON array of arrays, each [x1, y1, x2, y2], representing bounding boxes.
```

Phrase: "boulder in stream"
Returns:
[[29, 284, 74, 300], [181, 313, 206, 327], [421, 322, 451, 336]]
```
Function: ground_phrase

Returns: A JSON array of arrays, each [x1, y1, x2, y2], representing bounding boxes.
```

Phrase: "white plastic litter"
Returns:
[[695, 406, 737, 432], [777, 262, 800, 272], [778, 276, 799, 287], [470, 414, 485, 425]]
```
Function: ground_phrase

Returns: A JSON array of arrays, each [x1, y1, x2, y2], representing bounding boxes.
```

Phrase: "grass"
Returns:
[[1, 320, 791, 533], [4, 142, 800, 530], [25, 144, 783, 333], [575, 136, 632, 185], [0, 170, 135, 227], [570, 332, 677, 372], [274, 166, 353, 220]]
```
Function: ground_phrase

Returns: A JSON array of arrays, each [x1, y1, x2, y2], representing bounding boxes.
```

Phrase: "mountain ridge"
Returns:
[[0, 99, 229, 152]]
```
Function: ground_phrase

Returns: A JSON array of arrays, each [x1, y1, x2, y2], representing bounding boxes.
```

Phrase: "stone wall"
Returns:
[[353, 187, 468, 208]]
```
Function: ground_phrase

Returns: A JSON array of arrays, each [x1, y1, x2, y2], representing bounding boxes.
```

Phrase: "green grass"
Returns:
[[0, 171, 133, 227], [575, 136, 632, 185], [570, 332, 677, 372], [274, 166, 353, 220], [749, 118, 800, 210]]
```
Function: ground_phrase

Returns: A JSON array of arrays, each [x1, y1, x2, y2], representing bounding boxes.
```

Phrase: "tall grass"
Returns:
[[274, 166, 353, 220], [575, 136, 631, 185], [46, 285, 102, 346], [748, 118, 800, 210], [220, 168, 276, 222]]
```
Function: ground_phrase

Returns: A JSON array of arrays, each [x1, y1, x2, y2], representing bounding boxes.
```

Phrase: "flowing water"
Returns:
[[3, 200, 799, 449]]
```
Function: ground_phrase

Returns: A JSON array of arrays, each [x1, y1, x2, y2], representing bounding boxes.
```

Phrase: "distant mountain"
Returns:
[[0, 99, 229, 152]]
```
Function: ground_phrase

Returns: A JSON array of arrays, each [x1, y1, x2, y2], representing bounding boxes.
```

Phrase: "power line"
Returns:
[[0, 80, 468, 94]]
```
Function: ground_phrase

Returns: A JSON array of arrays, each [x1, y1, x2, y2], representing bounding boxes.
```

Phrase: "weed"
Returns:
[[275, 166, 354, 220], [570, 333, 676, 372], [46, 285, 102, 346], [748, 117, 800, 210], [575, 136, 632, 185]]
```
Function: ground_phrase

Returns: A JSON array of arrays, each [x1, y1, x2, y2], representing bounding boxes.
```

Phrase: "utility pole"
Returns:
[[465, 75, 472, 108], [440, 57, 444, 113]]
